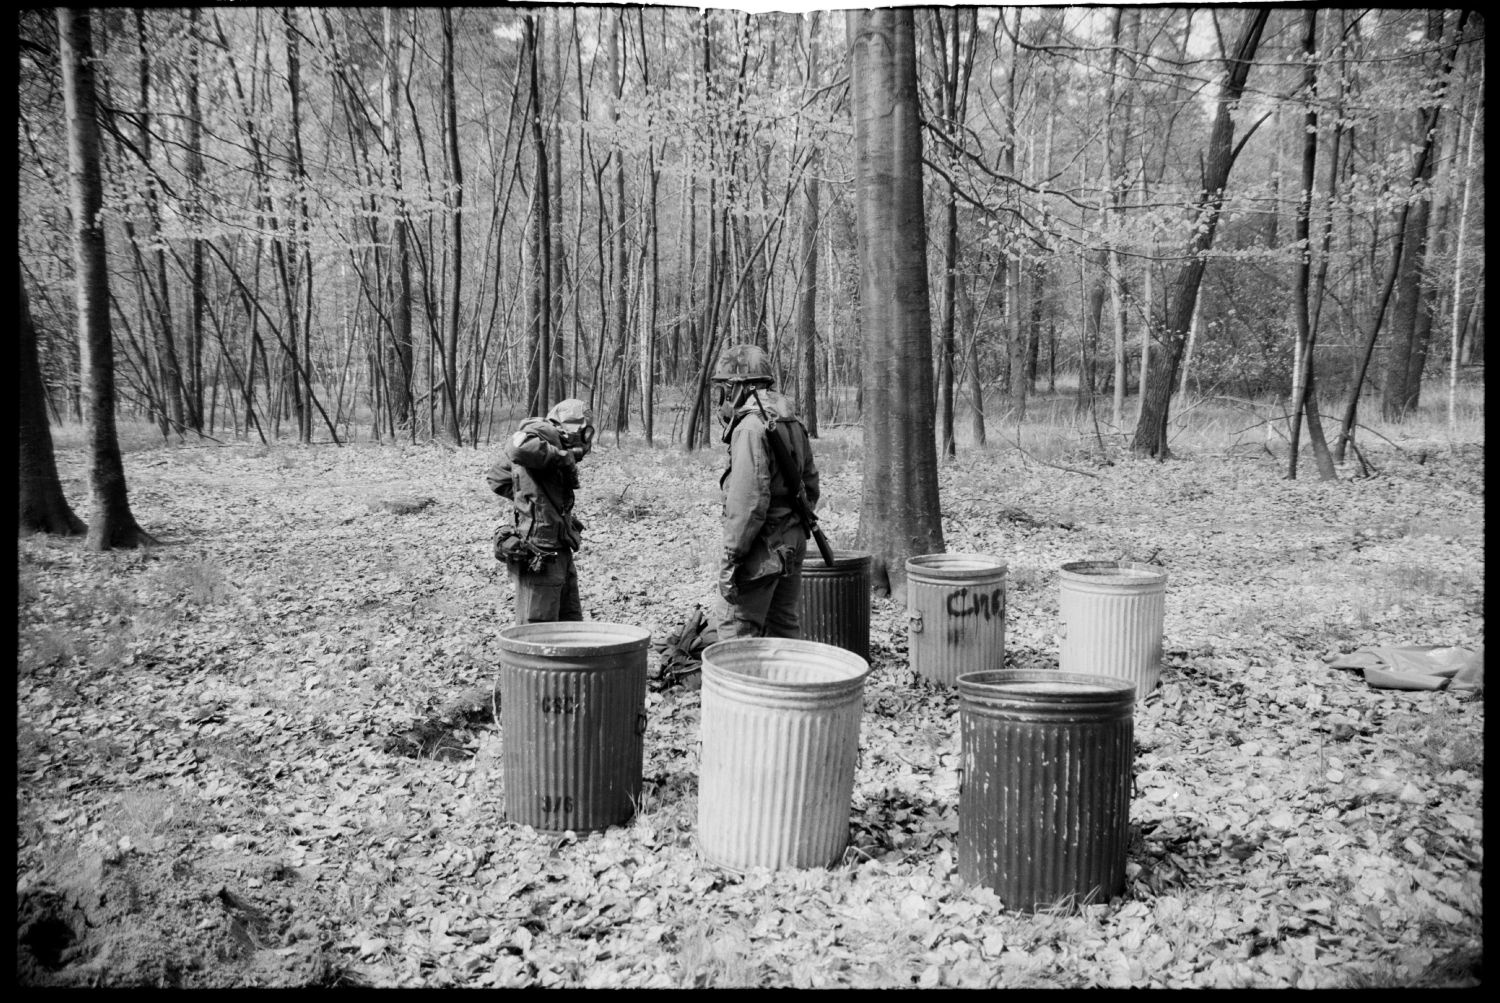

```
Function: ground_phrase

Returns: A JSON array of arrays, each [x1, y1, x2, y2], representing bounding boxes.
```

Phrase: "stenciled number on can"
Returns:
[[541, 794, 575, 814], [540, 694, 579, 714], [946, 586, 1006, 622]]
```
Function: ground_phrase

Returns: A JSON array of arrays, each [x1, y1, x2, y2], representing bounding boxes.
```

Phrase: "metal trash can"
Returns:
[[698, 638, 869, 871], [798, 550, 872, 661], [957, 669, 1135, 912], [906, 553, 1008, 686], [1058, 561, 1167, 695], [497, 622, 650, 833]]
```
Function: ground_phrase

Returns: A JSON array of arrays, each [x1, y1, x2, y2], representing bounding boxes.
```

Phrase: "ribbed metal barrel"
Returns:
[[698, 638, 869, 871], [1058, 561, 1167, 696], [906, 553, 1008, 686], [497, 622, 650, 833], [798, 550, 872, 661], [958, 670, 1135, 912]]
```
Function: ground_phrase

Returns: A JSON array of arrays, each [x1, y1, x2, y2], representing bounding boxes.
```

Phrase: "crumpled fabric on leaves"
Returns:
[[1329, 645, 1484, 691]]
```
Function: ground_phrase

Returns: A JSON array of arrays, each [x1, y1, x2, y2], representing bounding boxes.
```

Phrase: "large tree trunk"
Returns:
[[848, 9, 945, 597], [19, 260, 86, 536], [1132, 8, 1269, 459], [59, 8, 156, 550]]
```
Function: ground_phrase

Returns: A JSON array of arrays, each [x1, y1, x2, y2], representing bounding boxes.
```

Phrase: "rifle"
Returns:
[[750, 390, 836, 567]]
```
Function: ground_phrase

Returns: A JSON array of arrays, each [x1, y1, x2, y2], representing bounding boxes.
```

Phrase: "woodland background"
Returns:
[[16, 7, 1486, 455], [13, 4, 1487, 989]]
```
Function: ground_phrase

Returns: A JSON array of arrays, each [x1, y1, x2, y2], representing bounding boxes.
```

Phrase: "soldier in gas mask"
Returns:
[[487, 399, 595, 623], [710, 344, 821, 639]]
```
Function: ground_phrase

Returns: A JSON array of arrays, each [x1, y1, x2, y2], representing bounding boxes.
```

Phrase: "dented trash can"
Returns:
[[698, 638, 869, 871], [1058, 560, 1167, 696]]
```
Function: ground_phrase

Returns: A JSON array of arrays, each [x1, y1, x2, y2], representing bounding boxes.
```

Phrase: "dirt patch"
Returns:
[[16, 849, 359, 987], [379, 684, 496, 760]]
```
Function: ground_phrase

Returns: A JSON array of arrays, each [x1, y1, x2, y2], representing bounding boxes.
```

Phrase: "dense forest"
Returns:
[[15, 6, 1486, 451]]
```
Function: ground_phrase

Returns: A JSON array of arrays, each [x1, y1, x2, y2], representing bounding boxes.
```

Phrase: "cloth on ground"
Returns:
[[652, 605, 717, 689], [1329, 644, 1483, 691]]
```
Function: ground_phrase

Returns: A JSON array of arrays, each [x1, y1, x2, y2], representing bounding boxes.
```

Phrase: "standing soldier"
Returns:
[[711, 343, 822, 639], [488, 399, 594, 624]]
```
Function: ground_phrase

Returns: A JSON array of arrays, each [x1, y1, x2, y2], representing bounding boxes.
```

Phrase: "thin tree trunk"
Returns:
[[383, 8, 415, 434], [1287, 9, 1336, 480], [1447, 61, 1480, 433], [441, 8, 463, 444]]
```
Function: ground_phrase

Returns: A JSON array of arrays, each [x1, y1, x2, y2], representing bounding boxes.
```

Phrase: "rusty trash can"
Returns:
[[497, 621, 650, 833], [957, 669, 1135, 912]]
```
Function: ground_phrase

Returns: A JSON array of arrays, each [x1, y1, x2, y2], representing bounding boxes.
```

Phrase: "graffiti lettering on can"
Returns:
[[946, 586, 1006, 622]]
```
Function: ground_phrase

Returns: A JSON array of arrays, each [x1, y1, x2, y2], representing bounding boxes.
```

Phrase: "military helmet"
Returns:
[[713, 343, 774, 385], [547, 398, 592, 431]]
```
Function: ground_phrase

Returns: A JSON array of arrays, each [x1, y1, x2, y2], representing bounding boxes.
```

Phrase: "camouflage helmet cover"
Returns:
[[547, 398, 592, 430], [712, 343, 774, 385]]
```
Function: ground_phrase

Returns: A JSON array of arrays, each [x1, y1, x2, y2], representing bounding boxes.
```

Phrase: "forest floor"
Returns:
[[15, 415, 1484, 987]]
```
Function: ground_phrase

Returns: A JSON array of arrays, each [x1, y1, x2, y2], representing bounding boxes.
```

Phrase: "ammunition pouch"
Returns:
[[493, 527, 558, 573]]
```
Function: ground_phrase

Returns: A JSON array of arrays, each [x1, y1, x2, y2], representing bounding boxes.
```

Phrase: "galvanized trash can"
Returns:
[[1058, 561, 1167, 696], [798, 550, 872, 661], [698, 638, 870, 871], [906, 553, 1008, 686], [497, 622, 650, 833], [957, 669, 1135, 912]]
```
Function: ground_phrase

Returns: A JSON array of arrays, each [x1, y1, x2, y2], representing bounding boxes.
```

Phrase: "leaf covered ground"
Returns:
[[15, 425, 1484, 987]]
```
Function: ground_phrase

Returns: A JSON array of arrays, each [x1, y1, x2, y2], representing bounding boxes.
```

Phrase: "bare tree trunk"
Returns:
[[183, 8, 206, 431], [1447, 60, 1481, 433], [926, 7, 975, 455], [1132, 8, 1270, 459], [1287, 9, 1336, 481], [19, 260, 86, 536], [134, 11, 187, 437], [609, 12, 632, 434], [58, 7, 157, 550], [848, 8, 945, 597], [524, 13, 553, 418], [381, 9, 415, 435], [795, 12, 823, 440], [1334, 10, 1469, 458], [440, 8, 463, 444], [1381, 10, 1447, 423]]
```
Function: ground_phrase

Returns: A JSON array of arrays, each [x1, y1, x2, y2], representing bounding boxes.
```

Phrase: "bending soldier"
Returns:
[[487, 399, 594, 624], [711, 343, 821, 640]]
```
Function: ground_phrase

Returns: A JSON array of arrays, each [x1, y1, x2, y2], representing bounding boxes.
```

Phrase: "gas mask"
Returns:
[[714, 382, 736, 426], [561, 423, 595, 458]]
